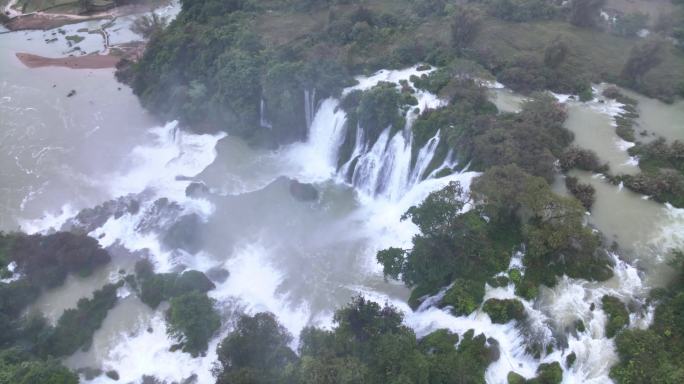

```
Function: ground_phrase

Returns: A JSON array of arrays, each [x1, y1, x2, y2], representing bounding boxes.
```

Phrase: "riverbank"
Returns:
[[2, 0, 169, 31], [16, 51, 119, 68]]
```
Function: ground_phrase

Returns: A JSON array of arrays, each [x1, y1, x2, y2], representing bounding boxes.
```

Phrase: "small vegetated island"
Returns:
[[3, 0, 684, 382]]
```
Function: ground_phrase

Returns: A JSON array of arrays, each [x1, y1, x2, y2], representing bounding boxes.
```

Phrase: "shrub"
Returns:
[[621, 38, 666, 86], [482, 298, 526, 324], [166, 291, 221, 357], [602, 295, 629, 338], [40, 282, 122, 357], [215, 312, 297, 384], [565, 176, 596, 211], [559, 146, 608, 173], [530, 361, 563, 384], [139, 269, 215, 309], [440, 279, 486, 316], [450, 6, 483, 52], [8, 232, 110, 289], [0, 352, 78, 384], [569, 0, 606, 28]]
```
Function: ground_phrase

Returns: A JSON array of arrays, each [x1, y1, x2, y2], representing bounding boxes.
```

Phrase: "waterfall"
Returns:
[[298, 66, 447, 202], [409, 129, 441, 186], [260, 98, 272, 129], [304, 89, 317, 130]]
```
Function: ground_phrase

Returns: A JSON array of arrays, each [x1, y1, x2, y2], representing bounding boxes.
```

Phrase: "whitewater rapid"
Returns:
[[18, 66, 679, 384]]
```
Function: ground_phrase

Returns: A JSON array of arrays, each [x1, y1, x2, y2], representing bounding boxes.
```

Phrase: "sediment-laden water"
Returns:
[[2, 10, 684, 384]]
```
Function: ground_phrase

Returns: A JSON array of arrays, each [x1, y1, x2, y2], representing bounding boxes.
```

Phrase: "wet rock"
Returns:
[[64, 194, 141, 234], [289, 179, 319, 202], [181, 374, 198, 384], [105, 370, 120, 381], [141, 375, 164, 384], [162, 214, 203, 255], [136, 198, 183, 233], [486, 337, 501, 362], [185, 182, 210, 198], [206, 266, 230, 283]]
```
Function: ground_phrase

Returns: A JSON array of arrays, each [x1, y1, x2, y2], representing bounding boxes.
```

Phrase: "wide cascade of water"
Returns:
[[302, 67, 449, 201], [15, 65, 680, 384]]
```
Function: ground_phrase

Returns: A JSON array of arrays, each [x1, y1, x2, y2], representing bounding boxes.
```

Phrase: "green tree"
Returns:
[[215, 312, 297, 384], [166, 291, 220, 357], [450, 6, 483, 52], [621, 37, 666, 85], [569, 0, 606, 28]]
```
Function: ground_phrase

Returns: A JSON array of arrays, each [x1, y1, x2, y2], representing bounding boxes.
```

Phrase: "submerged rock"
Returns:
[[289, 179, 319, 202], [105, 370, 120, 381], [185, 181, 210, 198], [206, 266, 230, 283], [162, 214, 203, 255], [141, 375, 164, 384], [136, 197, 184, 233]]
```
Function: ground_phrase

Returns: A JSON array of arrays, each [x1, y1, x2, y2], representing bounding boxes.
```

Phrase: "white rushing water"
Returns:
[[15, 66, 681, 384]]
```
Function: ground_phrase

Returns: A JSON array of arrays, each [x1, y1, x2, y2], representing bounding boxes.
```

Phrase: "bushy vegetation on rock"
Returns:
[[0, 349, 78, 384], [482, 298, 526, 324], [134, 260, 215, 308], [508, 361, 563, 384], [565, 176, 596, 211], [602, 295, 629, 338], [615, 138, 684, 208], [214, 296, 499, 384], [1, 232, 110, 290], [471, 165, 612, 298], [560, 146, 608, 173], [131, 260, 220, 356], [377, 181, 521, 308], [39, 282, 122, 357], [610, 250, 684, 383], [166, 291, 221, 357], [0, 231, 115, 380]]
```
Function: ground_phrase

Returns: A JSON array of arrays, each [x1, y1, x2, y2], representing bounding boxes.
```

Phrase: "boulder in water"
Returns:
[[65, 194, 140, 233], [136, 197, 184, 233], [185, 181, 210, 198], [106, 370, 120, 381], [486, 337, 501, 362], [206, 266, 230, 283], [289, 180, 319, 202]]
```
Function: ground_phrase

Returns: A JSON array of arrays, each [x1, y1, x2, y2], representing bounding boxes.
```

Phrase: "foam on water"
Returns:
[[88, 314, 218, 384], [19, 67, 676, 384], [108, 121, 225, 202], [210, 242, 315, 336]]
